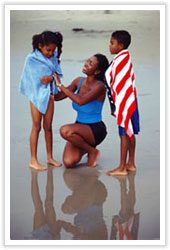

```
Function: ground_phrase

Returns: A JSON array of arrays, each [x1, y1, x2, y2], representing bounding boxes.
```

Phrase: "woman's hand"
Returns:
[[53, 73, 62, 87], [54, 76, 105, 105], [40, 75, 53, 84]]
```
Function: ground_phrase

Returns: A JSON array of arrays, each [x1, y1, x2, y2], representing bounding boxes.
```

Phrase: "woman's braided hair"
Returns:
[[94, 53, 109, 82]]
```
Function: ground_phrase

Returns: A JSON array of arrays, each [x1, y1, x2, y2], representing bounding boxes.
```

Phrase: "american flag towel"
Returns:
[[105, 49, 140, 137]]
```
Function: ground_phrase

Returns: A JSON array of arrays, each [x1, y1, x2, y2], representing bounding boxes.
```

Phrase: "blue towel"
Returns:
[[19, 49, 63, 114]]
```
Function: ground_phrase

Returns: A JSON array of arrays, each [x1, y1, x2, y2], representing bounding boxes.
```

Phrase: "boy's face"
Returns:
[[109, 37, 124, 55]]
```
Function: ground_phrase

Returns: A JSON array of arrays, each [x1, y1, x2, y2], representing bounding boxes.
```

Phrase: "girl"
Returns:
[[19, 30, 63, 170], [54, 54, 109, 168]]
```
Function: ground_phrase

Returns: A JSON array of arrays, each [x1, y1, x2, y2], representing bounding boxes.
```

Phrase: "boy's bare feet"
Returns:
[[29, 161, 47, 171], [126, 164, 136, 172], [47, 158, 62, 168], [87, 149, 101, 168], [106, 166, 128, 176]]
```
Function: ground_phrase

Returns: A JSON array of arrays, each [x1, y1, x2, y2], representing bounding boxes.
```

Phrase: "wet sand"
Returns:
[[10, 10, 160, 241]]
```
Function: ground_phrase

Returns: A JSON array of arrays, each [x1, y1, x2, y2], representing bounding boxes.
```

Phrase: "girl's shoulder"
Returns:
[[24, 51, 40, 68], [25, 51, 35, 61], [23, 52, 33, 66]]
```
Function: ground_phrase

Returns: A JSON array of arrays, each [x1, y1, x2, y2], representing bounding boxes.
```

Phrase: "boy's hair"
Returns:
[[32, 30, 63, 63], [111, 30, 131, 49]]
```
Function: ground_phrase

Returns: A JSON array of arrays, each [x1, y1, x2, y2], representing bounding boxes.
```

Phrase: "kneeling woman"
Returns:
[[54, 54, 109, 168]]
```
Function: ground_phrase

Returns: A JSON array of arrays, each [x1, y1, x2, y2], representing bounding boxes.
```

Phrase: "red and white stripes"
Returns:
[[105, 50, 137, 137]]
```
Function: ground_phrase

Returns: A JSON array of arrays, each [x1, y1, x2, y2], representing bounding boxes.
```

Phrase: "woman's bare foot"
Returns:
[[29, 161, 47, 171], [126, 164, 136, 172], [47, 158, 62, 168], [87, 149, 101, 168], [106, 166, 128, 176]]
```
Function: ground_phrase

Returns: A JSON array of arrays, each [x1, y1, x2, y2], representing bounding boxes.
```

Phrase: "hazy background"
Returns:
[[10, 10, 160, 240]]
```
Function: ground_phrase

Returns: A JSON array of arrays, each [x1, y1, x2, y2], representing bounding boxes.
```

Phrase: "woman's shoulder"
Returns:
[[72, 76, 85, 86], [95, 80, 107, 90], [75, 76, 83, 81]]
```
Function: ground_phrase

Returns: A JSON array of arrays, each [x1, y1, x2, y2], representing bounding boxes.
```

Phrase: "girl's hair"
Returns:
[[32, 30, 63, 63], [94, 53, 109, 81], [111, 30, 131, 49]]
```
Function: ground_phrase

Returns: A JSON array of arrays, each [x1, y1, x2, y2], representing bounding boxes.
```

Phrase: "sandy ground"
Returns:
[[9, 10, 160, 241]]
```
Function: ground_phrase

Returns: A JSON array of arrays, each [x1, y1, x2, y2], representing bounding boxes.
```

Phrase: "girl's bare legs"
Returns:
[[31, 170, 46, 229], [43, 96, 61, 167], [30, 102, 46, 170], [126, 136, 136, 171], [60, 123, 100, 167], [107, 135, 128, 176]]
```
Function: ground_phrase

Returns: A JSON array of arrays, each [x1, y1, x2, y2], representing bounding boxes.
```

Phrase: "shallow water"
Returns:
[[10, 10, 160, 241]]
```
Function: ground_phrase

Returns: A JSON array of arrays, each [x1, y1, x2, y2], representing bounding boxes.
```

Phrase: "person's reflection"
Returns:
[[110, 173, 140, 240], [26, 167, 62, 240], [60, 168, 108, 240]]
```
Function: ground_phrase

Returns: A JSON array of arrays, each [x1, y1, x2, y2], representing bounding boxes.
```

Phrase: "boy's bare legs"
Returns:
[[43, 96, 62, 167], [30, 103, 46, 170], [126, 136, 136, 172], [107, 135, 128, 176]]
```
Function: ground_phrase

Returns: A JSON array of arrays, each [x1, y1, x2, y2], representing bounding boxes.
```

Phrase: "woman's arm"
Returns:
[[53, 73, 106, 105], [54, 77, 79, 101], [54, 91, 67, 101]]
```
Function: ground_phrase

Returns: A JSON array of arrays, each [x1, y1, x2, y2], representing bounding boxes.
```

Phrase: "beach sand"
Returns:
[[10, 10, 160, 240]]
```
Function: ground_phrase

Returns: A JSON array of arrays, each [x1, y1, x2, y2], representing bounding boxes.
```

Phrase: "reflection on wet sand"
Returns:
[[25, 167, 140, 240], [25, 168, 62, 240], [110, 173, 140, 240], [61, 167, 108, 240]]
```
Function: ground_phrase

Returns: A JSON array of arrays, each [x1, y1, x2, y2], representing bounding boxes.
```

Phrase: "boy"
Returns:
[[105, 30, 140, 176]]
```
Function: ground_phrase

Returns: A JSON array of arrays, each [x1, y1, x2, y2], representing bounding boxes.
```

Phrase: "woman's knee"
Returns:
[[63, 158, 75, 168], [60, 125, 72, 139], [63, 155, 80, 168]]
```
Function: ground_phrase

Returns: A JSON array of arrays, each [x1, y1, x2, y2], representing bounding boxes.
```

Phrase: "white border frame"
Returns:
[[5, 4, 165, 246]]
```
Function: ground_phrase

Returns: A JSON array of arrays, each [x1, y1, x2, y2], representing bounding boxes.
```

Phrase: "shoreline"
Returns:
[[10, 10, 160, 64]]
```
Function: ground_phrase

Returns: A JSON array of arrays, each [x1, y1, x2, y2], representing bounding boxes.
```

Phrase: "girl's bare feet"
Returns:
[[47, 158, 62, 168], [87, 149, 101, 168], [106, 166, 128, 176], [29, 161, 47, 171]]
